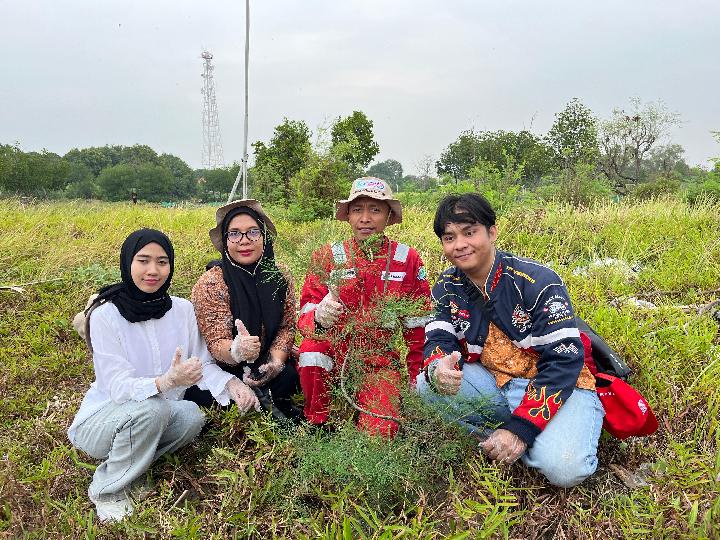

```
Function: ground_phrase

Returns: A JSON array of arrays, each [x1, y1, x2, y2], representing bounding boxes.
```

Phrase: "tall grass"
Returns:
[[1, 196, 718, 538]]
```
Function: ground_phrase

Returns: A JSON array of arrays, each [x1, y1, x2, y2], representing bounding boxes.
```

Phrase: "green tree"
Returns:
[[366, 159, 403, 187], [437, 129, 554, 185], [63, 162, 97, 199], [0, 145, 70, 194], [64, 145, 122, 176], [546, 98, 599, 171], [253, 118, 312, 202], [436, 131, 480, 181], [331, 111, 380, 174], [196, 164, 240, 201], [119, 144, 160, 166], [289, 149, 353, 221], [24, 150, 69, 192], [159, 153, 195, 199], [540, 162, 612, 206], [0, 143, 27, 193], [249, 161, 285, 204], [466, 154, 526, 212], [97, 163, 175, 202]]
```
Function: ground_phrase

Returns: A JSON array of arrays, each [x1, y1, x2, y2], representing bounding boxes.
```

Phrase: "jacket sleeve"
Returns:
[[400, 251, 432, 384], [501, 283, 585, 448], [422, 276, 462, 372], [298, 247, 332, 337]]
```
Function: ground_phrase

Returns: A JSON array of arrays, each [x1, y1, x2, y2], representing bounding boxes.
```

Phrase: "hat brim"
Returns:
[[209, 199, 277, 252], [335, 197, 402, 225]]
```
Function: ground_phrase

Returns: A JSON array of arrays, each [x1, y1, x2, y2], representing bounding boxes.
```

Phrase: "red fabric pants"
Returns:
[[298, 337, 401, 438]]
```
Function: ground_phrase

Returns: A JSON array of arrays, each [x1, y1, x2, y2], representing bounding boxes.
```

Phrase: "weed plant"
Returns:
[[0, 197, 719, 538]]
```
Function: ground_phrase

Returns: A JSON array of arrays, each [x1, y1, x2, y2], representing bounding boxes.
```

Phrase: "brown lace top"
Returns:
[[190, 265, 296, 362], [480, 322, 595, 390]]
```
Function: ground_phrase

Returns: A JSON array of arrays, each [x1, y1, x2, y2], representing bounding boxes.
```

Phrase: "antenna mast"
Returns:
[[201, 51, 225, 169], [227, 0, 250, 203]]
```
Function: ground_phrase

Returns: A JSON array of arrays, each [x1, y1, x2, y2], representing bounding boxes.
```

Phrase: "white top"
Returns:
[[67, 296, 234, 443]]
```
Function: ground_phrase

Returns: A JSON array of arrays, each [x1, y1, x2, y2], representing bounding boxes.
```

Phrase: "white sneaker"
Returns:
[[89, 491, 134, 522], [128, 477, 154, 501]]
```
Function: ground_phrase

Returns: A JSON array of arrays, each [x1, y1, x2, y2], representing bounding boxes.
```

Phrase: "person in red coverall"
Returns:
[[297, 177, 431, 437]]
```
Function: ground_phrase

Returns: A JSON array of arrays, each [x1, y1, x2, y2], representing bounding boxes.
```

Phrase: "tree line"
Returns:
[[2, 98, 718, 213], [0, 110, 380, 216]]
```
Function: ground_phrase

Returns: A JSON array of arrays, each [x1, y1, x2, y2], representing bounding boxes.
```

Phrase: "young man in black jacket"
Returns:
[[418, 193, 604, 488]]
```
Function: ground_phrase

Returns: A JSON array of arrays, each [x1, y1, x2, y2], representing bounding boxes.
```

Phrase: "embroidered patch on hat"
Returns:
[[354, 178, 386, 193]]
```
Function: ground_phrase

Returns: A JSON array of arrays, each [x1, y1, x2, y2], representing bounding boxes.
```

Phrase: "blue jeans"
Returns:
[[416, 362, 604, 488]]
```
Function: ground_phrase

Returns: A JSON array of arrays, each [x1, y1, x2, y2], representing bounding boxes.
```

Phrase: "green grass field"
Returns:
[[1, 198, 719, 539]]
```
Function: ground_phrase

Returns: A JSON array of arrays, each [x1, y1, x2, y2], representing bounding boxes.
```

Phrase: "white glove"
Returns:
[[315, 290, 344, 328], [230, 319, 261, 364], [225, 377, 261, 414], [156, 347, 203, 393], [431, 351, 463, 395], [243, 357, 285, 387]]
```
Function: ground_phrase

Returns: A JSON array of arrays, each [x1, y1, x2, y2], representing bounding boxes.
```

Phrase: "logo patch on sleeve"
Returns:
[[543, 295, 572, 322], [511, 304, 531, 332], [553, 343, 579, 355], [417, 266, 427, 281]]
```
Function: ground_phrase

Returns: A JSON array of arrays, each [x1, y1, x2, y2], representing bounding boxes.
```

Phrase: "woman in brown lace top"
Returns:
[[187, 200, 301, 420]]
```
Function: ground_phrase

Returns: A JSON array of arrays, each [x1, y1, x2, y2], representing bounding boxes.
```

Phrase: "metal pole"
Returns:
[[228, 0, 250, 203]]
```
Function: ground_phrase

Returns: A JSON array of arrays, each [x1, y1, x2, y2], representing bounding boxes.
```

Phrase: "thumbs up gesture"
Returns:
[[315, 289, 344, 329], [156, 347, 203, 393], [433, 351, 463, 395], [230, 319, 261, 364]]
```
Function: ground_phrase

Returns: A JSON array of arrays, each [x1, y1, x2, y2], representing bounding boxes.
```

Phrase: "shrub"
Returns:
[[631, 174, 682, 201], [539, 162, 613, 206]]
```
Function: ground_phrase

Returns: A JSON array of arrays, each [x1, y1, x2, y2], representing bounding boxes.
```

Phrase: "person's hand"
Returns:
[[479, 429, 527, 464], [230, 319, 261, 364], [433, 351, 463, 395], [243, 357, 285, 387], [225, 377, 261, 414], [156, 347, 203, 392], [315, 290, 344, 328]]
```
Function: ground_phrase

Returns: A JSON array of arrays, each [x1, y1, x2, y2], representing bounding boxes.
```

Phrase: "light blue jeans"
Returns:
[[72, 396, 205, 501], [416, 362, 604, 488]]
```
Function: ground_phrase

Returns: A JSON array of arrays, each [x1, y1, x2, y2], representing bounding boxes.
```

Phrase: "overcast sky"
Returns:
[[1, 0, 719, 174]]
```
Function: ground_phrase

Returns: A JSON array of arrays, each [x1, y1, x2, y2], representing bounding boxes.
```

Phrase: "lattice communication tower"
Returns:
[[201, 51, 225, 169]]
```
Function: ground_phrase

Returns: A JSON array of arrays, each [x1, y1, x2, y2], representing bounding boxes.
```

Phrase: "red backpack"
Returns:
[[578, 319, 658, 439]]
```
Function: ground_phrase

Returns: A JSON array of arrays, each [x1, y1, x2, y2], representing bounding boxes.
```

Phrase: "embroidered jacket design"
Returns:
[[525, 382, 563, 422]]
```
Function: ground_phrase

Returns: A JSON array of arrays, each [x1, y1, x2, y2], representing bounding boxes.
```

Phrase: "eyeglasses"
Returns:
[[226, 228, 263, 243]]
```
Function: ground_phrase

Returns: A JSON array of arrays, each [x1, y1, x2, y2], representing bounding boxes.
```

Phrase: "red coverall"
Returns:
[[298, 237, 431, 437]]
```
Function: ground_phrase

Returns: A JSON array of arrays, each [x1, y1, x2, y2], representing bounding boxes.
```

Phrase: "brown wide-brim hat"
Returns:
[[335, 177, 402, 225], [209, 199, 277, 252]]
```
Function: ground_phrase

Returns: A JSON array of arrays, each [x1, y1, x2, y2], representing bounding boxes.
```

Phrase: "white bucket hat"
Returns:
[[335, 177, 402, 225]]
